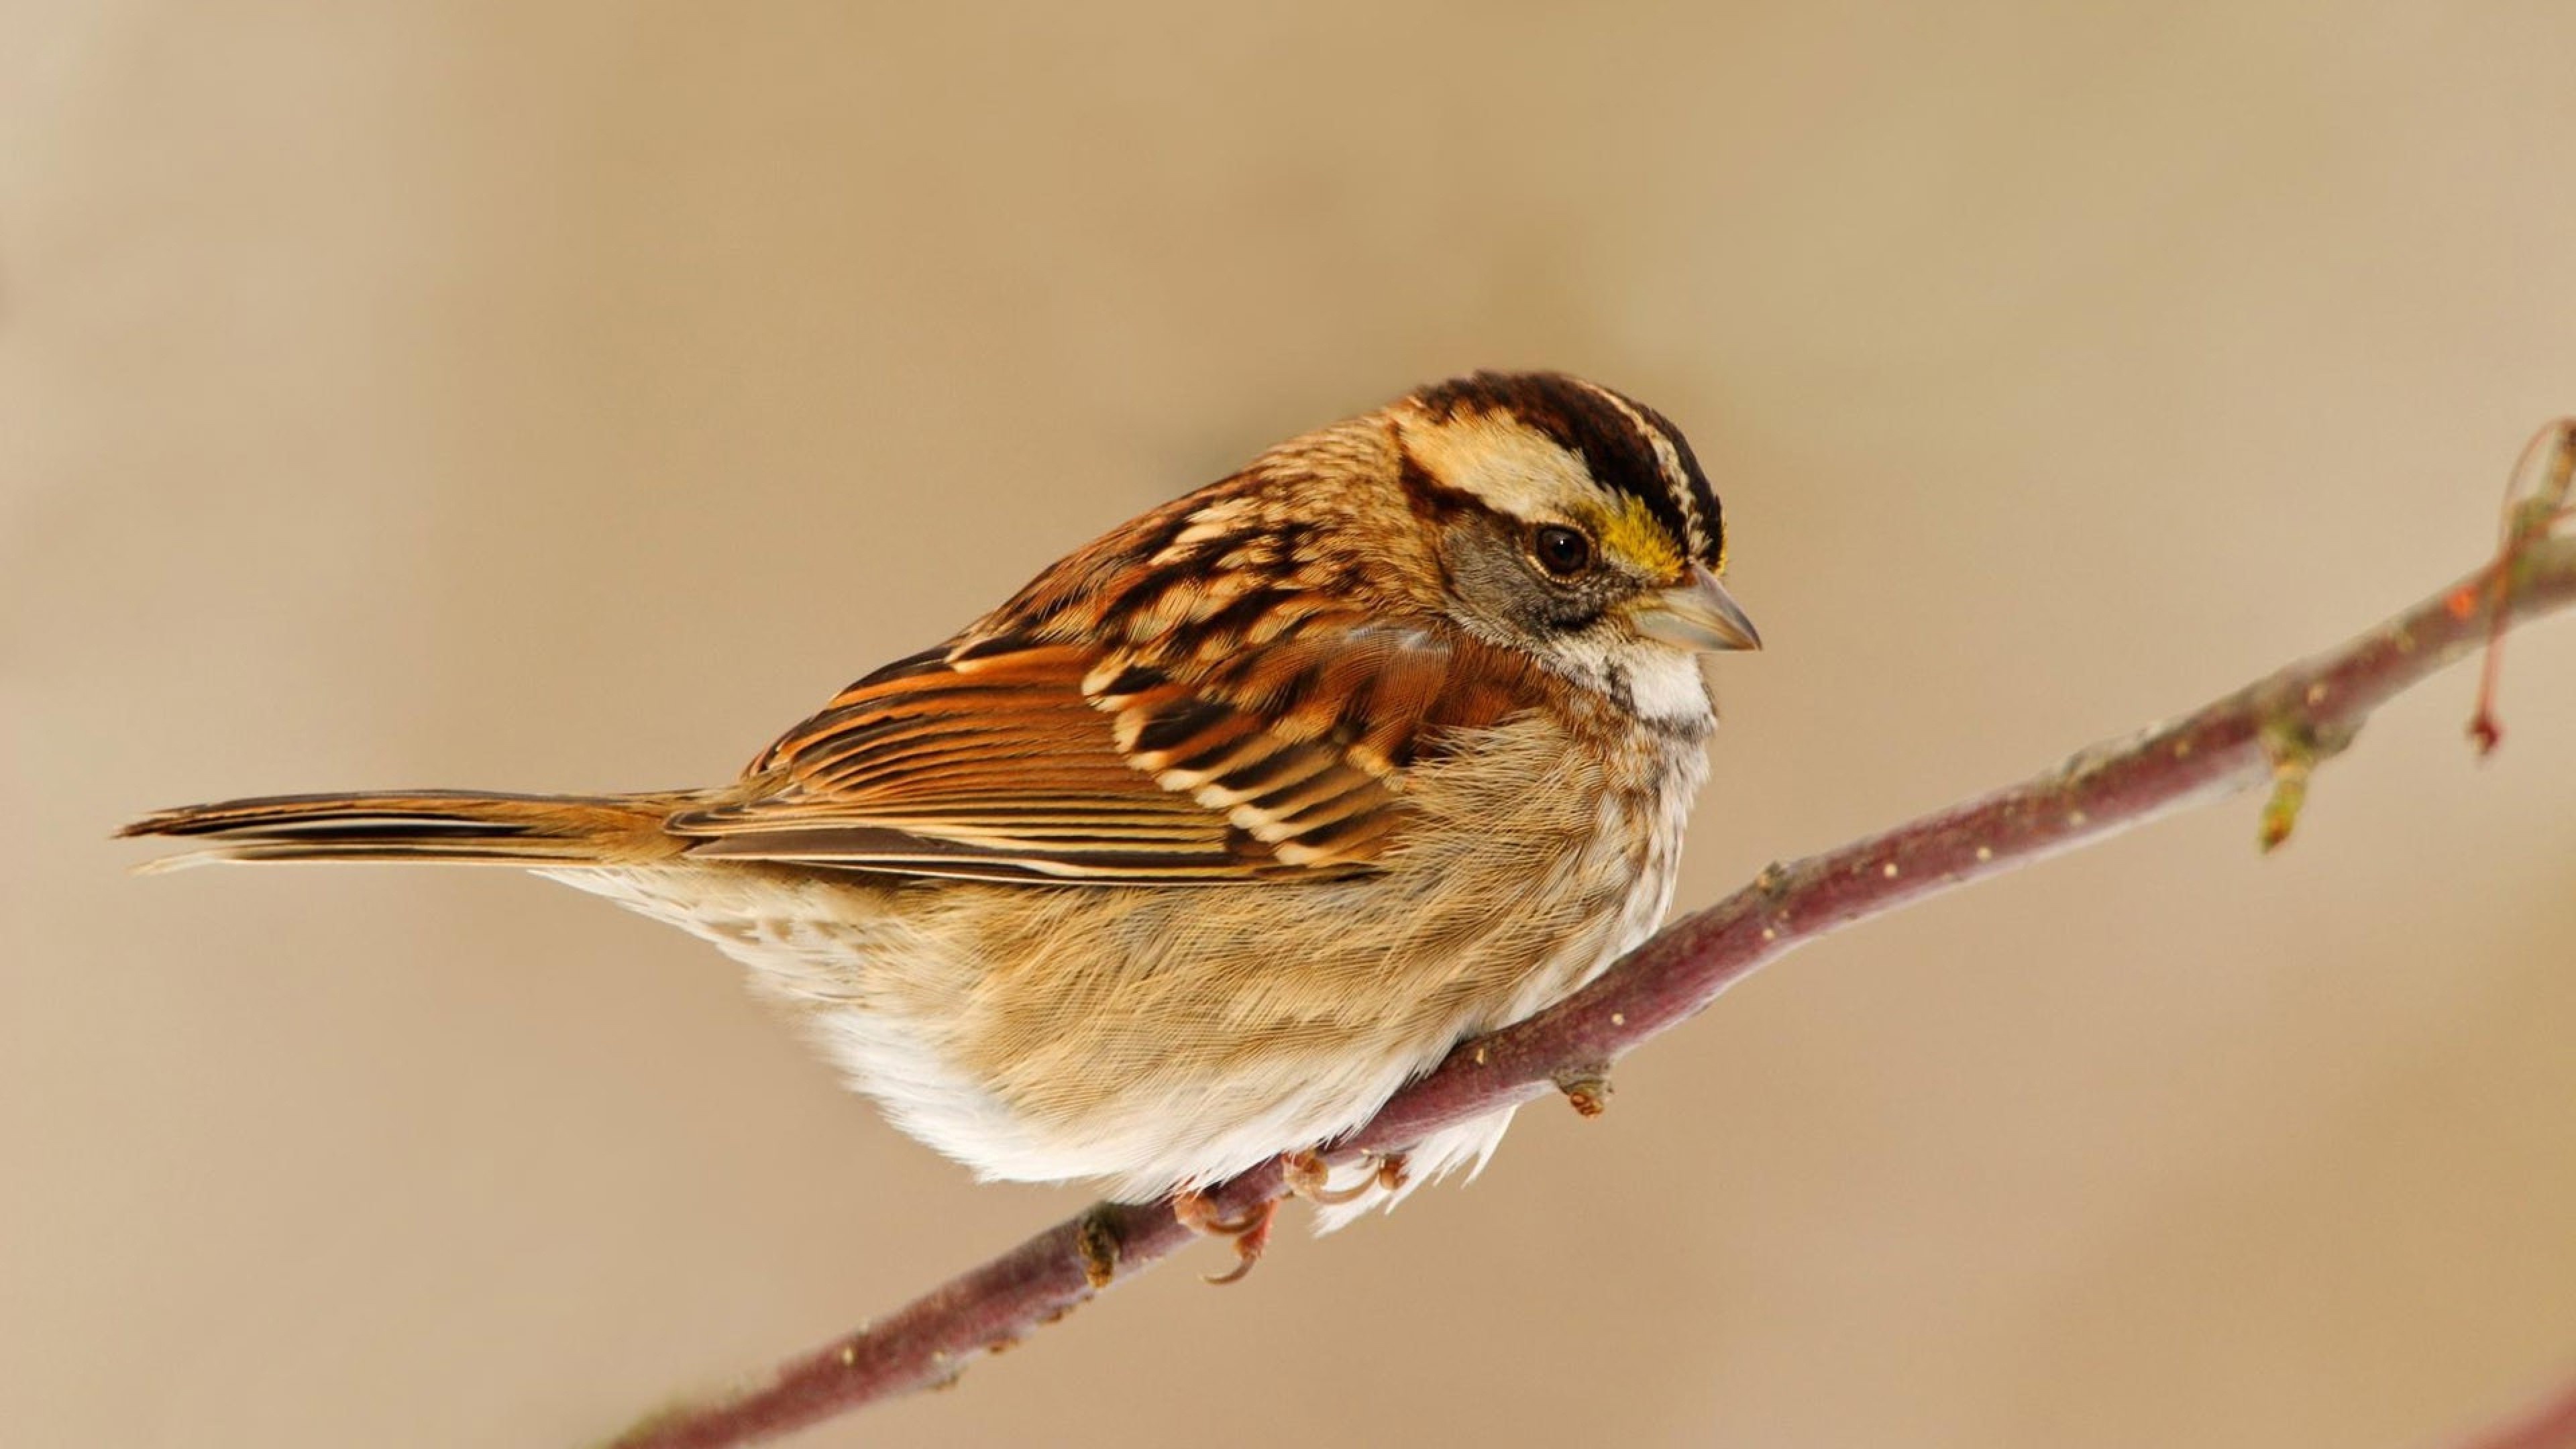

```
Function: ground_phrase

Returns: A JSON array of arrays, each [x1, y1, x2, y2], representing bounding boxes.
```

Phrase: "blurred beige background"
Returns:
[[7, 4, 2575, 1446]]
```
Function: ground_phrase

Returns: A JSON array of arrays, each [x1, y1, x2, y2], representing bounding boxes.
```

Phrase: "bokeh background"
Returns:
[[7, 5, 2575, 1446]]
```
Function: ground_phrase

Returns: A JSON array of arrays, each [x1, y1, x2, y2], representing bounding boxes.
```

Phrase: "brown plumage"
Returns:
[[121, 370, 1760, 1267], [121, 790, 692, 867]]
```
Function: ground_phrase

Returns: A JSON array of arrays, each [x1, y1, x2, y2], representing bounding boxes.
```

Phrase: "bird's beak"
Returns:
[[1633, 564, 1762, 652]]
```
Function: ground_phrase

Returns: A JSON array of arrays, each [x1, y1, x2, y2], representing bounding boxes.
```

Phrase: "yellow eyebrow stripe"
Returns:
[[1593, 492, 1685, 580]]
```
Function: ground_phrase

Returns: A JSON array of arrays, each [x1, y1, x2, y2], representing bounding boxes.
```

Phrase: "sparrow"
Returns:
[[121, 370, 1760, 1277]]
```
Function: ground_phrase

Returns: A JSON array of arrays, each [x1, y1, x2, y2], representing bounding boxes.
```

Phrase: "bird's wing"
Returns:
[[665, 620, 1546, 883]]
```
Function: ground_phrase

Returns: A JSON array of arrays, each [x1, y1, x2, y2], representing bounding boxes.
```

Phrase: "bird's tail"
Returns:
[[117, 789, 698, 871]]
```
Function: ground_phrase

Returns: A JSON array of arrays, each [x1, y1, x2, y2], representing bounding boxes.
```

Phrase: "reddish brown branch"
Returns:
[[610, 523, 2576, 1449], [2457, 1373, 2576, 1449]]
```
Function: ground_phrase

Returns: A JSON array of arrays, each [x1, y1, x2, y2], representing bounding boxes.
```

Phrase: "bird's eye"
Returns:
[[1531, 525, 1595, 578]]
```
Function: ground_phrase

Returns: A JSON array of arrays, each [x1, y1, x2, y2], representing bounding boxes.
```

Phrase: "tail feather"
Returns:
[[117, 790, 696, 871]]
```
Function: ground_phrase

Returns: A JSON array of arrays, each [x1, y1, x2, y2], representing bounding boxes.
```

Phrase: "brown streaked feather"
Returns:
[[117, 790, 692, 869], [668, 615, 1553, 883]]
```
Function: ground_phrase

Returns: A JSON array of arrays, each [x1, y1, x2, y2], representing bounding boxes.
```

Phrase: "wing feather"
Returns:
[[666, 619, 1548, 883]]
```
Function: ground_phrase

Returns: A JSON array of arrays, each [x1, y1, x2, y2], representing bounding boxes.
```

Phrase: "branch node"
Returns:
[[1552, 1063, 1613, 1118], [2255, 711, 2356, 853], [2257, 759, 2309, 854], [1075, 1205, 1122, 1290]]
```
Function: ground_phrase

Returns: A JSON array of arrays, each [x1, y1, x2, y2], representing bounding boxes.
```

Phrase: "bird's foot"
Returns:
[[1172, 1189, 1277, 1285], [1374, 1152, 1410, 1194], [1281, 1149, 1367, 1205], [1283, 1148, 1412, 1205]]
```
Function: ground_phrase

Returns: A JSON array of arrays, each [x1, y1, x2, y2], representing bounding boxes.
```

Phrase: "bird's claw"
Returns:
[[1283, 1148, 1413, 1205], [1283, 1149, 1368, 1205], [1173, 1189, 1276, 1285]]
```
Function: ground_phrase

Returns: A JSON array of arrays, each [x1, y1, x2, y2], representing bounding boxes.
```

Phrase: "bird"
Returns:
[[121, 370, 1760, 1279]]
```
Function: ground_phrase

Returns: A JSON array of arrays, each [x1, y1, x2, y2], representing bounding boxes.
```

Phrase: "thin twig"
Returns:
[[2469, 417, 2576, 753], [610, 523, 2576, 1449]]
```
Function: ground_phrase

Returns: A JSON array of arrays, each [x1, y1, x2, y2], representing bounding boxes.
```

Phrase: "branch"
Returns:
[[612, 443, 2576, 1449], [2457, 1372, 2576, 1449]]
